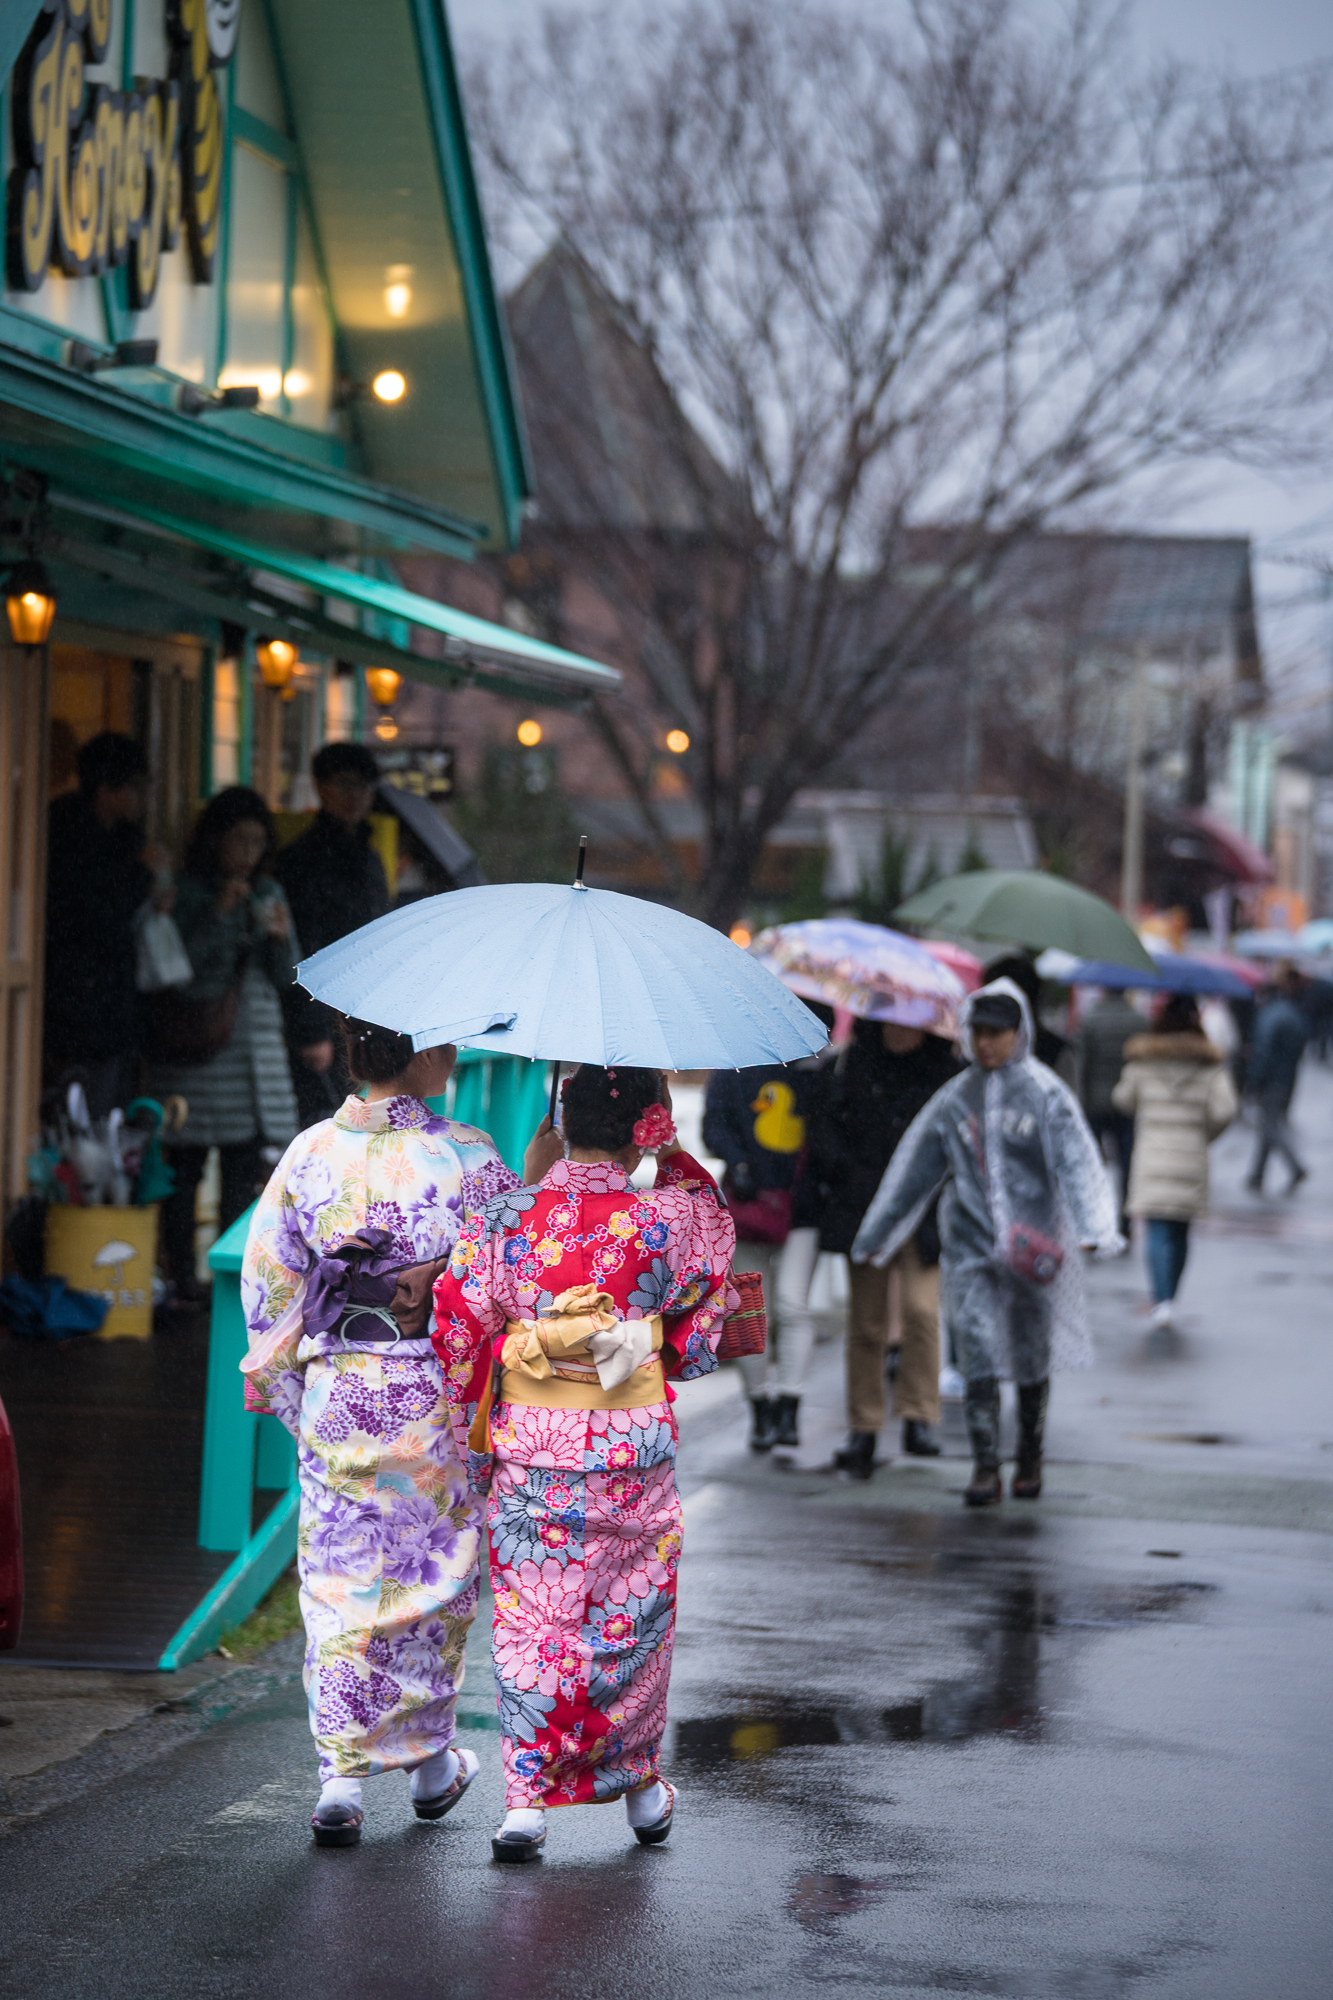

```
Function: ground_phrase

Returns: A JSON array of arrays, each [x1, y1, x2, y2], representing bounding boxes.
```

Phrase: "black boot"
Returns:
[[773, 1394, 800, 1447], [901, 1419, 941, 1457], [749, 1396, 778, 1453], [834, 1430, 877, 1480], [1012, 1378, 1049, 1498], [964, 1376, 1003, 1507]]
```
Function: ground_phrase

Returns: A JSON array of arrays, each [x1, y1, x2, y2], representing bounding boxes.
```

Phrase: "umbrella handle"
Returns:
[[548, 1061, 561, 1126]]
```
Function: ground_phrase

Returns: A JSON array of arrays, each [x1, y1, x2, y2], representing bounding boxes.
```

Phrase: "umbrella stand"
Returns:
[[546, 836, 590, 1123]]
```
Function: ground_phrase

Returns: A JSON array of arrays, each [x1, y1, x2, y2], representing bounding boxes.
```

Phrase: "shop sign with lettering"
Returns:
[[6, 0, 241, 307]]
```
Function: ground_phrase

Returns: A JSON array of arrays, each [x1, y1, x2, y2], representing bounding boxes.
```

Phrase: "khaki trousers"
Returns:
[[846, 1243, 941, 1432]]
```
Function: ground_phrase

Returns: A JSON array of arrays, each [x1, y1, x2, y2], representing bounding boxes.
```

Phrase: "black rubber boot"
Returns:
[[1012, 1378, 1049, 1498], [901, 1419, 941, 1457], [749, 1396, 778, 1453], [772, 1395, 800, 1447], [834, 1430, 877, 1480], [964, 1376, 1002, 1507]]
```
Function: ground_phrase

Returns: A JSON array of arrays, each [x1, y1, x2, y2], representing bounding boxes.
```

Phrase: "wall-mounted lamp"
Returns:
[[256, 636, 298, 690], [365, 666, 402, 740], [5, 558, 57, 646]]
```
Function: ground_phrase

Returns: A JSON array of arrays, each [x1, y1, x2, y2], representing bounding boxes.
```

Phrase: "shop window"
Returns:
[[212, 658, 242, 790]]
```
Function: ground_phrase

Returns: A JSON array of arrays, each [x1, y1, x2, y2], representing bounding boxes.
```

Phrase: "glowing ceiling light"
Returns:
[[372, 370, 406, 403]]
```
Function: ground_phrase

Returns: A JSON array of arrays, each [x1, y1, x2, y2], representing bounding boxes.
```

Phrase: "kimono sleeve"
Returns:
[[653, 1149, 738, 1381], [239, 1141, 314, 1435], [1044, 1080, 1119, 1246], [851, 1098, 952, 1267], [431, 1208, 509, 1473]]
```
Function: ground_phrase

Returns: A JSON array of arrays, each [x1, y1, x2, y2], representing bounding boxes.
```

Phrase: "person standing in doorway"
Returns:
[[1111, 995, 1238, 1329], [1244, 968, 1309, 1195], [1074, 986, 1142, 1239], [820, 1018, 961, 1480], [147, 789, 301, 1302], [44, 732, 164, 1116], [275, 742, 390, 1128]]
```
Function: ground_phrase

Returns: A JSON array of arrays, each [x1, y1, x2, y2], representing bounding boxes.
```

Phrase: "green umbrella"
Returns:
[[895, 871, 1157, 976]]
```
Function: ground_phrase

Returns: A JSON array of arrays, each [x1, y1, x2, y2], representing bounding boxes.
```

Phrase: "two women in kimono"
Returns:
[[241, 1017, 524, 1845], [242, 1044, 734, 1856], [853, 979, 1121, 1506]]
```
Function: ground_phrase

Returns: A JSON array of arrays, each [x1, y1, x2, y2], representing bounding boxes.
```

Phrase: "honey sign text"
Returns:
[[6, 0, 241, 307]]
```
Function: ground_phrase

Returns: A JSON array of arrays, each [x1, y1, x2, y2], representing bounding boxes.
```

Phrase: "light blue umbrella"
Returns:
[[297, 880, 827, 1070]]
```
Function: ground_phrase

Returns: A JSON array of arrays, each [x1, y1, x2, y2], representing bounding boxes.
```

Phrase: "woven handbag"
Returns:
[[717, 1267, 767, 1360]]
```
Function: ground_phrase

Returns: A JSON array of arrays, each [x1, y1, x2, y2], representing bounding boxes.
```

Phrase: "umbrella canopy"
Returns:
[[1151, 943, 1264, 992], [1231, 928, 1300, 959], [919, 938, 983, 992], [1297, 919, 1333, 955], [297, 882, 828, 1069], [1063, 955, 1251, 999], [749, 918, 966, 1036], [896, 870, 1157, 975]]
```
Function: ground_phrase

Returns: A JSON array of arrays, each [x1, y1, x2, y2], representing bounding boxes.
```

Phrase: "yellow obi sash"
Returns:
[[468, 1286, 664, 1454]]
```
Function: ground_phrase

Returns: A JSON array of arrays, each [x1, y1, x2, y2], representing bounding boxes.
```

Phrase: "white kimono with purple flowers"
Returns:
[[241, 1092, 519, 1781]]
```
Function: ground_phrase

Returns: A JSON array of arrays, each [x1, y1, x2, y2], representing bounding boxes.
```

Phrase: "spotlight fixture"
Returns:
[[256, 636, 298, 689], [4, 557, 57, 646], [372, 370, 407, 403], [66, 338, 160, 373], [178, 382, 261, 415]]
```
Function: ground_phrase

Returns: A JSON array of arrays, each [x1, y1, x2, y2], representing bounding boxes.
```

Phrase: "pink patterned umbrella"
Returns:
[[751, 918, 966, 1036], [919, 938, 983, 992]]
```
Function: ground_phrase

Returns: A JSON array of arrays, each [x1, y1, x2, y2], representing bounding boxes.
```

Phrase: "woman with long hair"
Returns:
[[240, 1017, 527, 1845], [432, 1065, 737, 1861], [148, 787, 300, 1299]]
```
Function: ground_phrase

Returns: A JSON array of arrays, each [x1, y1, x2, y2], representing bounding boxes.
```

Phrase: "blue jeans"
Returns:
[[1145, 1217, 1191, 1303]]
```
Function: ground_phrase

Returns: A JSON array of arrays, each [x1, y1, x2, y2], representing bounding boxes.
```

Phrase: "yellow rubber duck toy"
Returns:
[[750, 1080, 805, 1154]]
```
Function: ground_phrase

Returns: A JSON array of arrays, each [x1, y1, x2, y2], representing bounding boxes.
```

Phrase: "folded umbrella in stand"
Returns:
[[749, 918, 967, 1036], [896, 870, 1157, 976], [296, 861, 827, 1073]]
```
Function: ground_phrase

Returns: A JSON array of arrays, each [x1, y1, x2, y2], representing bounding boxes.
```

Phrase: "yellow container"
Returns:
[[44, 1205, 159, 1340]]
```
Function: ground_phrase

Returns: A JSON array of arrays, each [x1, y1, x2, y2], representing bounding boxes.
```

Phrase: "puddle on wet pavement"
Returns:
[[676, 1576, 1216, 1763], [785, 1872, 914, 1927]]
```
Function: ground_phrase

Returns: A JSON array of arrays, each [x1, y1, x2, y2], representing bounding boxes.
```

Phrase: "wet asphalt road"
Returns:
[[3, 1079, 1332, 1998]]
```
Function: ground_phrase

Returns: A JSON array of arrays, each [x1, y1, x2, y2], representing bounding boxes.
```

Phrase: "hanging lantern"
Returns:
[[5, 558, 57, 646], [256, 636, 298, 689], [365, 666, 402, 740]]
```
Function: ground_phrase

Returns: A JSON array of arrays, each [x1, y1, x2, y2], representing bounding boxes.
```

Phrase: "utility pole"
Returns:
[[1121, 644, 1148, 920]]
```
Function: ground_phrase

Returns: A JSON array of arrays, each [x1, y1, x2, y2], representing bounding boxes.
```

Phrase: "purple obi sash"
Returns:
[[304, 1229, 452, 1344]]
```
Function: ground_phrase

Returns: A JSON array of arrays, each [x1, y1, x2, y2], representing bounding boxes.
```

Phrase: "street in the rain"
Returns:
[[2, 1076, 1329, 2000]]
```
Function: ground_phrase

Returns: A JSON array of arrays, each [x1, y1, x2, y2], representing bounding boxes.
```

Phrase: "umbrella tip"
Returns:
[[574, 835, 589, 888]]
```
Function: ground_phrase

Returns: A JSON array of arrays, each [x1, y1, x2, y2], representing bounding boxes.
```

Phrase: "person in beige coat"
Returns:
[[1111, 995, 1239, 1328]]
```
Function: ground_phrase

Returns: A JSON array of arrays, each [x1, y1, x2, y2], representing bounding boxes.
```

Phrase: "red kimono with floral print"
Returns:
[[432, 1149, 735, 1808]]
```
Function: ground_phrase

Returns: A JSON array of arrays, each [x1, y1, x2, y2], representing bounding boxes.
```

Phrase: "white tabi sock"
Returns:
[[498, 1808, 545, 1837], [409, 1748, 459, 1801], [625, 1781, 671, 1827], [318, 1777, 362, 1814]]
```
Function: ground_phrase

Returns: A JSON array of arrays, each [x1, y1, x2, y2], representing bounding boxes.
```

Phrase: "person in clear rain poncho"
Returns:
[[852, 979, 1121, 1506]]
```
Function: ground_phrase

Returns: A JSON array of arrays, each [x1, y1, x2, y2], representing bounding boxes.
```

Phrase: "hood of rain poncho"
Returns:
[[851, 976, 1117, 1378], [957, 976, 1034, 1065]]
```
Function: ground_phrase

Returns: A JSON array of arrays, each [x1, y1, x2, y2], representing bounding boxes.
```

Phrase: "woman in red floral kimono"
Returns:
[[432, 1064, 736, 1861]]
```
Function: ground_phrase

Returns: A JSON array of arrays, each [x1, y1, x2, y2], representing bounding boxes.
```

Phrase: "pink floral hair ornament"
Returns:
[[632, 1102, 677, 1152]]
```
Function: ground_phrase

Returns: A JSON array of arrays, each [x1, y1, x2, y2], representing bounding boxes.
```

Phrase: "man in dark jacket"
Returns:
[[44, 732, 155, 1116], [275, 742, 390, 1127], [1245, 968, 1308, 1194], [817, 1018, 962, 1477], [1074, 988, 1142, 1236]]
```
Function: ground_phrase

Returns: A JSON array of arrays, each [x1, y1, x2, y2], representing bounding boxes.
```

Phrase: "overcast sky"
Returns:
[[447, 0, 1333, 721]]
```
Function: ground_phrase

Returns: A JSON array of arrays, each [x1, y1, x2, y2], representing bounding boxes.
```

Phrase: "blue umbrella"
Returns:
[[297, 879, 827, 1070], [1064, 955, 1250, 999]]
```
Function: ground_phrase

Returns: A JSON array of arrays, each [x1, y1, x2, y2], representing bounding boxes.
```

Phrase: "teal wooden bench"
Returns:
[[158, 1049, 549, 1667]]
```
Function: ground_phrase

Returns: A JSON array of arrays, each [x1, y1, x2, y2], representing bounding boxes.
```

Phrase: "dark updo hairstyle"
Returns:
[[338, 1014, 416, 1085], [1155, 994, 1202, 1036], [561, 1064, 663, 1152]]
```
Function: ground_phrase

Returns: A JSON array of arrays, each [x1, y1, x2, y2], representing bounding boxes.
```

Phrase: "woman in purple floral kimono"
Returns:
[[241, 1016, 527, 1847]]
